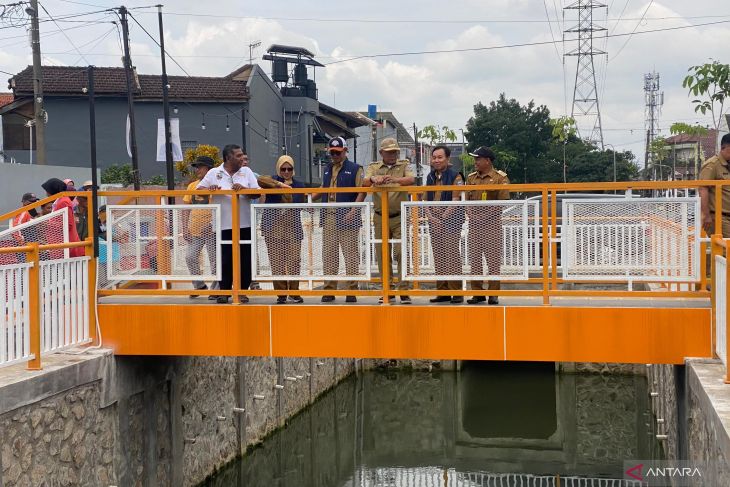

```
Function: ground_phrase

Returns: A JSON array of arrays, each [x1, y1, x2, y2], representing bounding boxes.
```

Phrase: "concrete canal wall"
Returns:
[[0, 350, 357, 487], [650, 359, 730, 487]]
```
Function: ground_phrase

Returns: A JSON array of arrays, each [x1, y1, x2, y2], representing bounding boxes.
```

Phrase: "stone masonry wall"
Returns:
[[0, 354, 361, 487]]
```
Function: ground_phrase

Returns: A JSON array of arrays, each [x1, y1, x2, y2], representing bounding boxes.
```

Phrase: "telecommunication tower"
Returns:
[[564, 0, 606, 149], [643, 72, 664, 173]]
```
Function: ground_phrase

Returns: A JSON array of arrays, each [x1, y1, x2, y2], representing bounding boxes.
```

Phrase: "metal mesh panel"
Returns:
[[0, 262, 32, 368], [716, 255, 727, 366], [252, 203, 371, 281], [400, 201, 535, 281], [107, 205, 221, 281], [562, 198, 700, 281], [0, 209, 69, 262]]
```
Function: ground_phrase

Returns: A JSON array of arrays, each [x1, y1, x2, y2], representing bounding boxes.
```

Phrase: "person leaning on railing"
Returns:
[[699, 133, 730, 237], [425, 145, 466, 304], [196, 144, 260, 304], [464, 146, 510, 305], [261, 155, 306, 304], [318, 137, 366, 303], [363, 137, 416, 304], [183, 156, 217, 297], [41, 178, 84, 258]]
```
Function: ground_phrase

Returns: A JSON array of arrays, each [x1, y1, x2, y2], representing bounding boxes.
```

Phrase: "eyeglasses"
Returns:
[[280, 167, 294, 172]]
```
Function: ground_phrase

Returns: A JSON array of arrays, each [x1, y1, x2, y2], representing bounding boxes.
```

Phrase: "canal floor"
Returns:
[[201, 362, 663, 486]]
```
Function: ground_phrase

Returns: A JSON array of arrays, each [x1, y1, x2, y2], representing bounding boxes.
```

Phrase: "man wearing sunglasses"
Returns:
[[197, 144, 260, 304], [320, 137, 366, 303]]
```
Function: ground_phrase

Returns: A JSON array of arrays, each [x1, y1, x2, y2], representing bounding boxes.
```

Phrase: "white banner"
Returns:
[[156, 118, 183, 162]]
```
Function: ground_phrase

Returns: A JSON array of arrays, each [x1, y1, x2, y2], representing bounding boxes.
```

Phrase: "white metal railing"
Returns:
[[716, 255, 727, 365], [2, 209, 69, 260], [362, 468, 642, 487], [40, 257, 91, 354], [252, 202, 372, 281], [0, 262, 33, 368], [106, 204, 222, 281], [400, 200, 539, 281], [562, 197, 700, 282]]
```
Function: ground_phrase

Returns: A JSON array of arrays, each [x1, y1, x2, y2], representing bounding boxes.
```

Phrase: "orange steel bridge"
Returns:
[[1, 180, 728, 375]]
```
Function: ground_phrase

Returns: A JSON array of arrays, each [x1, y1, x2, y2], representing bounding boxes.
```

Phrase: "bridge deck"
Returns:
[[98, 296, 712, 364]]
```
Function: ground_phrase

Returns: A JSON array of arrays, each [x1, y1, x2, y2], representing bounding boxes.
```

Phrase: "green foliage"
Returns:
[[177, 144, 223, 179], [649, 137, 669, 164], [670, 122, 709, 136], [464, 93, 638, 183], [459, 153, 475, 174], [550, 116, 578, 143], [417, 124, 457, 145], [682, 60, 730, 131], [101, 164, 167, 187]]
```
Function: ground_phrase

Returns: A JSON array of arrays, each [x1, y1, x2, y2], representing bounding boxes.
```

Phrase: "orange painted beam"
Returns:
[[98, 303, 712, 364], [506, 307, 712, 364]]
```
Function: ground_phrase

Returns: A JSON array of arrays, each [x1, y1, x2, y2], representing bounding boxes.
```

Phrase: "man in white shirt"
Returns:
[[197, 144, 260, 303]]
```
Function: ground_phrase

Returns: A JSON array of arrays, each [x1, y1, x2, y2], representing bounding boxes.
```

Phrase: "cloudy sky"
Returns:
[[2, 0, 729, 163]]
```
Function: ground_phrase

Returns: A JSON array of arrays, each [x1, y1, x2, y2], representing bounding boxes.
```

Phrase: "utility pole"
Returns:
[[564, 0, 606, 149], [88, 66, 100, 257], [413, 123, 421, 184], [118, 6, 141, 189], [157, 5, 175, 194], [27, 0, 46, 164]]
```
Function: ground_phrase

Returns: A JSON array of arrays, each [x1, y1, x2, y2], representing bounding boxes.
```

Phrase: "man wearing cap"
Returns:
[[464, 146, 509, 305], [319, 136, 366, 303], [425, 145, 466, 303], [74, 191, 89, 241], [184, 156, 217, 296], [364, 137, 415, 304], [12, 193, 40, 245]]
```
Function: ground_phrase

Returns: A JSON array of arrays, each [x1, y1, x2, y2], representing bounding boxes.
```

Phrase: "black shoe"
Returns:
[[276, 296, 287, 304], [400, 296, 411, 304], [450, 296, 464, 304], [467, 296, 486, 304], [488, 296, 499, 305], [345, 296, 357, 303], [429, 296, 451, 303], [321, 295, 335, 303], [216, 296, 229, 304]]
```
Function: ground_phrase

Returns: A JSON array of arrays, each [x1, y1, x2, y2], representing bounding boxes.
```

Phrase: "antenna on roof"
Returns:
[[248, 41, 261, 65]]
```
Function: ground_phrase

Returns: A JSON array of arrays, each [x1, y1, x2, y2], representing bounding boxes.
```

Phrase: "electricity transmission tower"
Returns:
[[564, 0, 606, 150], [643, 71, 664, 175]]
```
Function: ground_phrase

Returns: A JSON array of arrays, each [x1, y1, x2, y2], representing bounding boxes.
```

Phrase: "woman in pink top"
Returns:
[[41, 178, 84, 258]]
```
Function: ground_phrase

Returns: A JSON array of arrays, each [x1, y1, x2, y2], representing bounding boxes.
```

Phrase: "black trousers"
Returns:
[[220, 228, 252, 291]]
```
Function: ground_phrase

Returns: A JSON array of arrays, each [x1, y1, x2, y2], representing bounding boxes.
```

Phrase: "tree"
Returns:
[[682, 60, 730, 142], [550, 116, 578, 183], [464, 93, 553, 183], [417, 125, 457, 145], [669, 122, 709, 137], [648, 137, 671, 179]]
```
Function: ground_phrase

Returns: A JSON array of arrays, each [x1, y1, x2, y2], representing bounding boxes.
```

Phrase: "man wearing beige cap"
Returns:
[[363, 137, 415, 303]]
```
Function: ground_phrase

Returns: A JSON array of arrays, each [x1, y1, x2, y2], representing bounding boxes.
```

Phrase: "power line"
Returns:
[[37, 1, 91, 64], [542, 0, 562, 62], [613, 0, 653, 60], [324, 18, 730, 65], [610, 0, 631, 35]]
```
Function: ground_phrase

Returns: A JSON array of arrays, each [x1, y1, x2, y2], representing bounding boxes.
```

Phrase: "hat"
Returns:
[[468, 146, 496, 160], [191, 156, 215, 168], [380, 137, 400, 152], [63, 178, 74, 186], [22, 192, 39, 203], [327, 137, 347, 152], [81, 180, 93, 189]]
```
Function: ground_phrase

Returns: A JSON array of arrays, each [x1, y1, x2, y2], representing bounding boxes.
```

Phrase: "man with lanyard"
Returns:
[[197, 144, 260, 304], [364, 137, 415, 304], [425, 145, 465, 303], [320, 137, 365, 303], [464, 146, 510, 305]]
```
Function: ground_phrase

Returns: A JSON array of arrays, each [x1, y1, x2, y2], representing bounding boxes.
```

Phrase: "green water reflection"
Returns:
[[202, 362, 661, 486]]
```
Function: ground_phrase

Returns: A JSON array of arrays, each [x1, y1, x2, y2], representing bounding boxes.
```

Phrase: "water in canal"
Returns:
[[202, 361, 663, 486]]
